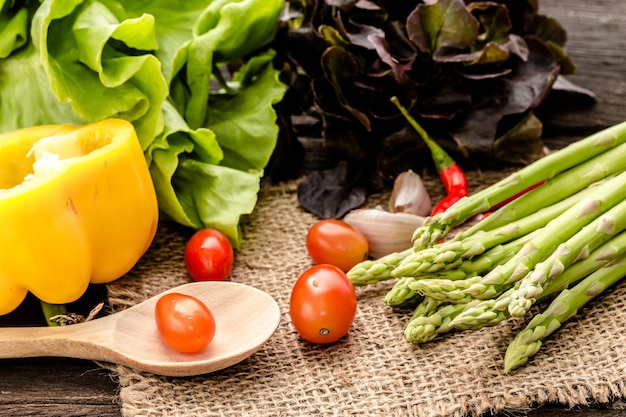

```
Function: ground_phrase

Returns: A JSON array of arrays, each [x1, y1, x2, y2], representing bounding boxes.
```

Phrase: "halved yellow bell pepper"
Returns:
[[0, 119, 159, 316]]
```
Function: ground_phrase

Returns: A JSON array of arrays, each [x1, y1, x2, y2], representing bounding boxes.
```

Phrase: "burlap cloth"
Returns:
[[105, 170, 626, 417]]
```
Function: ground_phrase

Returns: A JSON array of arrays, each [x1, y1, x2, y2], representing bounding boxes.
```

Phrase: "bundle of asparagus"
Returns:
[[347, 121, 626, 372]]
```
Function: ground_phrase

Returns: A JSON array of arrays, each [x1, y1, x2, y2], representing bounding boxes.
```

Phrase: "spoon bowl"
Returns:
[[0, 282, 281, 377]]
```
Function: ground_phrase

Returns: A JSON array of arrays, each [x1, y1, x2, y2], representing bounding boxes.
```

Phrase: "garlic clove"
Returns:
[[389, 169, 432, 216], [344, 208, 425, 259]]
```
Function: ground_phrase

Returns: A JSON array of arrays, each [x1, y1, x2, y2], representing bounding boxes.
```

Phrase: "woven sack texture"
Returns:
[[105, 171, 626, 417]]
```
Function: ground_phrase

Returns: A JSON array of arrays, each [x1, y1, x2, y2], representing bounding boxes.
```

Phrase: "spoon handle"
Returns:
[[0, 315, 116, 361]]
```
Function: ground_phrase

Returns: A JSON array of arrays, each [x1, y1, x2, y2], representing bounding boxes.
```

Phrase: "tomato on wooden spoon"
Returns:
[[185, 228, 234, 281], [306, 219, 368, 272], [155, 293, 216, 354], [289, 264, 357, 344]]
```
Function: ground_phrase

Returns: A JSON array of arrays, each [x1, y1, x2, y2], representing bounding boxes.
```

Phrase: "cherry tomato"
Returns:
[[289, 264, 357, 344], [306, 219, 368, 272], [185, 228, 234, 281], [155, 292, 216, 353]]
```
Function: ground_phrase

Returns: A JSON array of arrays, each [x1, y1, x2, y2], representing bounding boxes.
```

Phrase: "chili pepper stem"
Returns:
[[40, 301, 67, 327], [390, 96, 456, 169]]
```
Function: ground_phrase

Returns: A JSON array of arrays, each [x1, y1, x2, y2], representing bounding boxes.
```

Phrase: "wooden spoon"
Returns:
[[0, 282, 281, 377]]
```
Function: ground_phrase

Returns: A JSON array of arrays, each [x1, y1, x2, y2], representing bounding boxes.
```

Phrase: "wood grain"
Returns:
[[0, 357, 122, 417], [538, 0, 626, 139]]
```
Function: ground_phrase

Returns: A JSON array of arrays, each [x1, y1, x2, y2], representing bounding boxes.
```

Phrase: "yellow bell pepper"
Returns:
[[0, 119, 158, 316]]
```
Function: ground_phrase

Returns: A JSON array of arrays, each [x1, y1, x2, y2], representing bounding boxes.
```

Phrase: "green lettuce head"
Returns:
[[0, 0, 286, 247]]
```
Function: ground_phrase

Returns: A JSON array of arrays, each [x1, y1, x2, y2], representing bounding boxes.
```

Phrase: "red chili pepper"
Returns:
[[489, 180, 546, 211], [390, 96, 469, 216], [430, 164, 468, 215], [477, 180, 546, 219]]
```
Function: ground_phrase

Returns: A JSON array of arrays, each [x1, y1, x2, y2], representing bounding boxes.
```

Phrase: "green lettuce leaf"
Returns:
[[168, 0, 285, 128], [146, 100, 222, 230], [147, 51, 286, 244], [31, 0, 168, 149], [172, 160, 262, 245], [0, 41, 85, 131], [0, 0, 29, 58], [206, 50, 286, 172]]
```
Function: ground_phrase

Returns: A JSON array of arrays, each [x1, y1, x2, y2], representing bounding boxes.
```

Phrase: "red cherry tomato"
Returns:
[[289, 264, 357, 344], [306, 219, 368, 272], [185, 228, 234, 281], [155, 293, 216, 354]]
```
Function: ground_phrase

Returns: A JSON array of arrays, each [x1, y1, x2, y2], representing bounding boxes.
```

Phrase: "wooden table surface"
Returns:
[[1, 1, 625, 416]]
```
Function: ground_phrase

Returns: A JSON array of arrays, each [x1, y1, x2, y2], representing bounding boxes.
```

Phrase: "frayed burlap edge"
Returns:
[[104, 170, 626, 417]]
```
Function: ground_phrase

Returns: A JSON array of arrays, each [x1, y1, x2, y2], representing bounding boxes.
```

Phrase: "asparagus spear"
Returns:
[[450, 230, 626, 330], [464, 171, 626, 297], [412, 121, 626, 249], [451, 234, 543, 276], [388, 243, 528, 318], [392, 182, 600, 278], [383, 277, 423, 308], [504, 256, 626, 373], [390, 243, 465, 277], [348, 224, 528, 285], [347, 248, 413, 286], [408, 274, 502, 304], [414, 268, 474, 281], [393, 228, 535, 279], [383, 269, 470, 308], [397, 233, 540, 304], [508, 195, 626, 317], [456, 150, 621, 240], [404, 301, 472, 343], [383, 249, 504, 307], [408, 296, 442, 321]]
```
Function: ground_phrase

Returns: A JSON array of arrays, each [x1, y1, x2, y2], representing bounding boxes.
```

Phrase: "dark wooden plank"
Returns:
[[538, 0, 626, 144], [529, 408, 626, 417], [550, 410, 626, 416], [499, 397, 626, 415], [0, 358, 122, 417]]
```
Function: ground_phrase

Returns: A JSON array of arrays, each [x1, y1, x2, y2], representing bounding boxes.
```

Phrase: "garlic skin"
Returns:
[[344, 207, 424, 259], [389, 170, 432, 216]]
